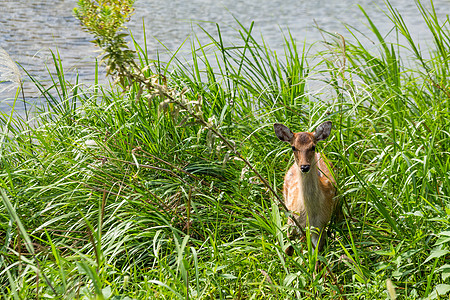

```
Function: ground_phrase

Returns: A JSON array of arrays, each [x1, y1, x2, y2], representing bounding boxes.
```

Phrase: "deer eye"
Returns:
[[311, 145, 316, 151], [291, 146, 296, 151]]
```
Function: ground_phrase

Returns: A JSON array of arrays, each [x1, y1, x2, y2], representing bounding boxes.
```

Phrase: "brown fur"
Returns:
[[274, 122, 337, 252]]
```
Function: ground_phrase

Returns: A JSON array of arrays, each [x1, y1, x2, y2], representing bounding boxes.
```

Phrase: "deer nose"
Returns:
[[300, 165, 310, 173]]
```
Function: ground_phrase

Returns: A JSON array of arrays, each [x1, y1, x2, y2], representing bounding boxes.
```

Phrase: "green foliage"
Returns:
[[73, 0, 136, 76], [1, 0, 450, 299]]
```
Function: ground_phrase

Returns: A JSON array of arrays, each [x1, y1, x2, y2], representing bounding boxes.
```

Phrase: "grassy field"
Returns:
[[1, 1, 450, 299]]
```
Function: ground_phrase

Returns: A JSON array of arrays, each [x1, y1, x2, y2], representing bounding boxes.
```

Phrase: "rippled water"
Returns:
[[0, 0, 448, 112]]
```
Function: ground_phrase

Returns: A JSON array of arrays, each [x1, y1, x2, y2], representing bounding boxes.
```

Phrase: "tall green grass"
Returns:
[[1, 0, 450, 298]]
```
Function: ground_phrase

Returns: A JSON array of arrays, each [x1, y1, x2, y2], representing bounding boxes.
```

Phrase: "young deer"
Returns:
[[274, 121, 337, 253]]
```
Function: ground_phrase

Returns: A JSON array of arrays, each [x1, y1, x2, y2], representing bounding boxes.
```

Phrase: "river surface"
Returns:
[[0, 0, 449, 112]]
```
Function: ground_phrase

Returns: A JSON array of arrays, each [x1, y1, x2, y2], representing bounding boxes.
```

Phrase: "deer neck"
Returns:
[[297, 160, 323, 212]]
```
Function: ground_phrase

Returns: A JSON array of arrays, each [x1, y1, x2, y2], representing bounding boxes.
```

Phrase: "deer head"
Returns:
[[274, 121, 332, 173]]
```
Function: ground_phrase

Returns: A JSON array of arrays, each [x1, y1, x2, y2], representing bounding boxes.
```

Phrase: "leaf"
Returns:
[[102, 286, 112, 299], [437, 264, 450, 281], [220, 274, 237, 280], [283, 273, 297, 286], [427, 284, 450, 300], [435, 235, 450, 246], [423, 248, 449, 264], [435, 231, 450, 246], [1, 189, 35, 255]]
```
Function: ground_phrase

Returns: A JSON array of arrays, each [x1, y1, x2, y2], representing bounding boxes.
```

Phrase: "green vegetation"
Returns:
[[1, 0, 449, 298]]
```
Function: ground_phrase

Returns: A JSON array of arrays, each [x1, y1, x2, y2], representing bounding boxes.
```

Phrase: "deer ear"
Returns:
[[274, 123, 294, 142], [314, 121, 332, 141]]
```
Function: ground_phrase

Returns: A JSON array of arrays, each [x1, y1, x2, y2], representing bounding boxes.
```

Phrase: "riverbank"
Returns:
[[1, 1, 449, 298]]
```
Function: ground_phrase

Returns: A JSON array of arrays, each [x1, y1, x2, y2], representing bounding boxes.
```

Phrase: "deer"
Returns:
[[274, 121, 337, 254]]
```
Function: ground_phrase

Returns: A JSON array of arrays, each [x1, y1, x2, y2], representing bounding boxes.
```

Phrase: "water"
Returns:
[[0, 0, 448, 112]]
